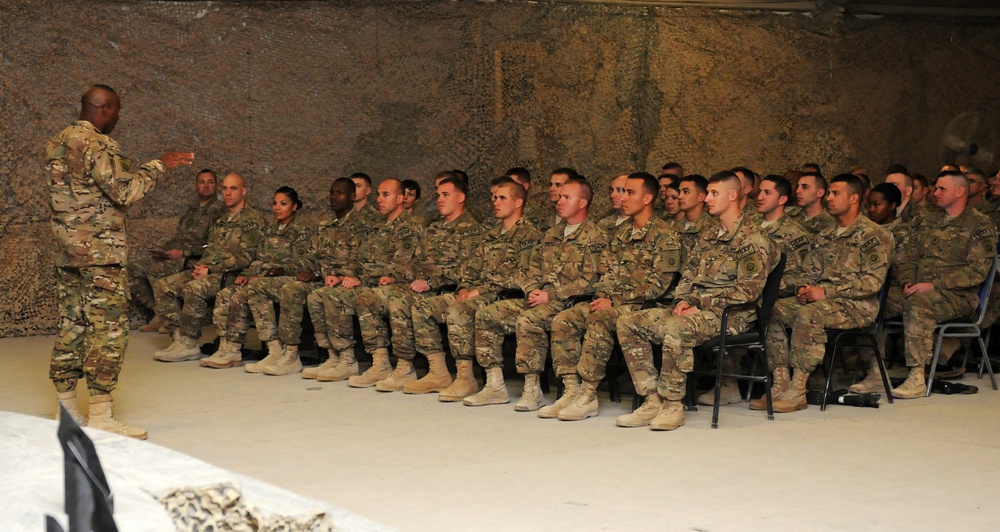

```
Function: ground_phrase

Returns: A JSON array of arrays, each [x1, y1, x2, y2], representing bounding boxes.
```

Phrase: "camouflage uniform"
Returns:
[[307, 211, 421, 355], [361, 212, 482, 361], [127, 199, 224, 310], [524, 199, 556, 234], [354, 202, 382, 231], [475, 218, 608, 372], [45, 119, 166, 393], [759, 214, 812, 297], [550, 217, 681, 381], [247, 210, 362, 347], [766, 216, 892, 372], [885, 207, 996, 367], [411, 218, 541, 362], [596, 211, 629, 235], [617, 216, 771, 401], [220, 217, 312, 344], [676, 210, 719, 273], [789, 208, 836, 236], [154, 206, 266, 339]]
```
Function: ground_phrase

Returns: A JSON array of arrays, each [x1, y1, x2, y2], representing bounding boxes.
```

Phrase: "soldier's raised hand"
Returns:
[[159, 152, 195, 171]]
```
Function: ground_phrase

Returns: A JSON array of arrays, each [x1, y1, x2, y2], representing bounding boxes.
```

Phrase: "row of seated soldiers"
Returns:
[[132, 162, 998, 431]]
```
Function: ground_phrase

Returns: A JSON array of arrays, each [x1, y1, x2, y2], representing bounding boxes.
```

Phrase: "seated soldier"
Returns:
[[465, 178, 607, 410], [762, 174, 891, 413], [401, 179, 426, 227], [674, 174, 718, 269], [597, 173, 629, 233], [543, 172, 682, 421], [789, 172, 835, 235], [615, 171, 771, 431], [130, 169, 223, 332], [663, 181, 684, 224], [407, 180, 541, 399], [152, 173, 265, 361]]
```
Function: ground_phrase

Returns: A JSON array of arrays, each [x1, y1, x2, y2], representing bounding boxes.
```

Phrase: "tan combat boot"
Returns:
[[649, 399, 685, 431], [848, 358, 884, 394], [749, 367, 790, 410], [463, 367, 509, 406], [56, 390, 86, 426], [697, 377, 743, 406], [438, 359, 479, 401], [153, 331, 202, 362], [616, 392, 663, 428], [316, 350, 358, 382], [772, 369, 809, 413], [348, 349, 393, 388], [375, 359, 416, 392], [264, 344, 303, 376], [404, 353, 454, 394], [557, 380, 599, 421], [245, 340, 285, 373], [139, 314, 166, 333], [538, 374, 580, 418], [891, 366, 926, 399], [87, 394, 147, 440], [514, 373, 545, 411], [199, 339, 244, 369], [303, 349, 340, 380]]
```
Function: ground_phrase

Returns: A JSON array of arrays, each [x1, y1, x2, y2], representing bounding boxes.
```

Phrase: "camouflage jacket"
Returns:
[[45, 120, 166, 267], [524, 200, 556, 234], [305, 209, 363, 278], [163, 199, 225, 258], [521, 217, 608, 304], [897, 206, 997, 292], [789, 208, 835, 236], [354, 202, 382, 232], [593, 216, 682, 307], [198, 205, 267, 274], [676, 210, 720, 273], [883, 217, 910, 287], [597, 211, 629, 235], [402, 211, 481, 288], [356, 210, 420, 286], [459, 217, 541, 300], [242, 216, 312, 278], [673, 215, 771, 328], [787, 216, 891, 318], [759, 214, 813, 297], [978, 199, 1000, 234]]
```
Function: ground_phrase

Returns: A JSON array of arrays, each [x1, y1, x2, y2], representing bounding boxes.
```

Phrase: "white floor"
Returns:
[[2, 332, 1000, 531]]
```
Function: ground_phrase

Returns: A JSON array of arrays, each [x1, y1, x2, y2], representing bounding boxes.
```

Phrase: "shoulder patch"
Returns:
[[789, 236, 810, 250], [588, 244, 605, 253], [736, 243, 757, 259], [974, 228, 993, 241], [860, 237, 881, 253]]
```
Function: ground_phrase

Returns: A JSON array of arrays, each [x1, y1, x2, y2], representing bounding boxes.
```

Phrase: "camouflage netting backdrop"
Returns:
[[1, 0, 999, 336]]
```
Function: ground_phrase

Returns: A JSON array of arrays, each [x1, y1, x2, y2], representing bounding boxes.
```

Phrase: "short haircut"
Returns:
[[661, 161, 684, 175], [830, 173, 865, 198], [801, 171, 828, 192], [498, 181, 527, 203], [401, 179, 421, 199], [856, 173, 871, 191], [196, 169, 217, 181], [667, 182, 680, 193], [938, 170, 969, 190], [379, 178, 403, 194], [871, 182, 902, 206], [708, 170, 741, 188], [658, 173, 678, 185], [885, 164, 909, 176], [349, 172, 372, 187], [551, 167, 578, 179], [435, 170, 458, 183], [275, 186, 303, 210], [627, 171, 659, 197], [564, 177, 592, 203], [332, 177, 357, 199], [491, 175, 516, 188], [802, 163, 821, 173], [761, 174, 791, 198], [912, 173, 928, 188], [965, 167, 986, 179], [679, 174, 709, 194], [452, 170, 470, 186], [438, 176, 468, 196], [506, 167, 531, 185], [731, 166, 756, 182]]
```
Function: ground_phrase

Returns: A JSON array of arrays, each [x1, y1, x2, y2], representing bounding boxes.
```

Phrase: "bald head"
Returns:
[[220, 173, 249, 212], [79, 85, 121, 134]]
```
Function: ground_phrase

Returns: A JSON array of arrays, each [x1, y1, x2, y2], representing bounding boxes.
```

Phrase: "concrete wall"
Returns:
[[2, 0, 999, 336]]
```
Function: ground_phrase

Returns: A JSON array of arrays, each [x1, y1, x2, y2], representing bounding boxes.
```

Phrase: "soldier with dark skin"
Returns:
[[46, 84, 193, 438], [616, 171, 771, 431]]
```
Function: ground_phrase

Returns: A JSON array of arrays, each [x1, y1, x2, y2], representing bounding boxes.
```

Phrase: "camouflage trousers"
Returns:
[[983, 274, 1000, 329], [617, 308, 736, 401], [306, 285, 366, 354], [412, 294, 495, 361], [882, 286, 978, 367], [210, 285, 252, 344], [550, 302, 639, 381], [766, 297, 873, 372], [154, 270, 225, 339], [51, 266, 129, 395], [245, 277, 312, 345], [475, 299, 563, 373], [126, 256, 184, 310], [350, 285, 424, 360]]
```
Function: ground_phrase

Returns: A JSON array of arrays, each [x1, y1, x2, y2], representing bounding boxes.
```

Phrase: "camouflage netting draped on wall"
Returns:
[[1, 0, 999, 336]]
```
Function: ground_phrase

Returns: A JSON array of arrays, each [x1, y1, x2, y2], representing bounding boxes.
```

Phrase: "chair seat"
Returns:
[[695, 333, 762, 351]]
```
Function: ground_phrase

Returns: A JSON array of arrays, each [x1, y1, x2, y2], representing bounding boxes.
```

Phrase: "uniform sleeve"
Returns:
[[428, 224, 481, 288], [698, 236, 769, 312], [614, 232, 682, 306], [590, 239, 617, 300], [940, 220, 996, 291], [552, 228, 607, 303], [823, 229, 892, 299], [214, 217, 264, 274], [278, 227, 314, 275], [89, 139, 165, 206], [384, 221, 421, 283]]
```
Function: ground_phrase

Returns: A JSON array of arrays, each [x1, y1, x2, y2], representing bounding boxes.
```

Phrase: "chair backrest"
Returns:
[[757, 253, 786, 333], [972, 255, 1000, 326]]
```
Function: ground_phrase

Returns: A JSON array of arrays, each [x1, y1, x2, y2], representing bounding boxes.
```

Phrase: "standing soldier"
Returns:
[[131, 169, 223, 333], [616, 171, 771, 431], [46, 84, 193, 438], [464, 178, 608, 410], [544, 173, 682, 421]]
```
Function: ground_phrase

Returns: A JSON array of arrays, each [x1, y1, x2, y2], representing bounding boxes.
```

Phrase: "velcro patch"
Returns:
[[736, 244, 757, 259], [860, 237, 881, 253], [589, 244, 605, 253], [974, 228, 993, 241], [789, 236, 810, 250]]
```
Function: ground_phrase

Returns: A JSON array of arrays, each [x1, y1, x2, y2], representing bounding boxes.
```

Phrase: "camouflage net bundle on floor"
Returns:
[[157, 483, 334, 531]]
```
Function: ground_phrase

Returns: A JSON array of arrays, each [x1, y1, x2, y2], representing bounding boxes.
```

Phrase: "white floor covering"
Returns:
[[2, 332, 999, 531]]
